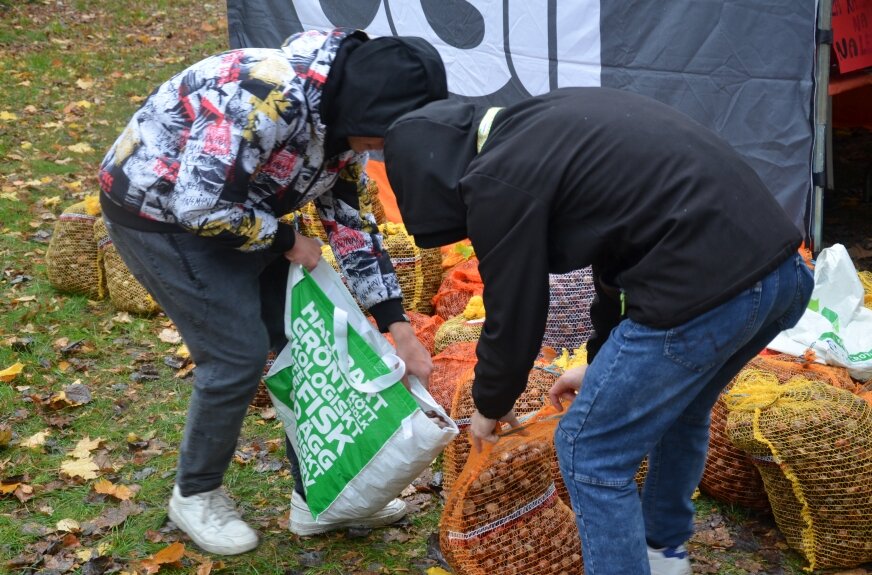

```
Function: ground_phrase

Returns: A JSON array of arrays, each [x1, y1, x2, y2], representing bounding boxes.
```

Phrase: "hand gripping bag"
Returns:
[[265, 261, 458, 524]]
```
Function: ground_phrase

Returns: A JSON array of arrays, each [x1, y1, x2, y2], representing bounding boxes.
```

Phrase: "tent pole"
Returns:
[[812, 0, 833, 255]]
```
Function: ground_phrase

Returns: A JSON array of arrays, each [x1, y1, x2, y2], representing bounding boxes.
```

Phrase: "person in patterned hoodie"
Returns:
[[98, 28, 447, 554]]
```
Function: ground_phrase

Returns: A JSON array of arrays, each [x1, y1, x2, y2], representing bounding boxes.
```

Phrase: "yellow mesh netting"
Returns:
[[440, 406, 584, 574], [434, 298, 486, 353], [46, 200, 102, 299], [725, 373, 872, 570], [433, 257, 483, 320], [294, 203, 328, 242], [380, 222, 442, 315], [93, 219, 160, 316], [701, 352, 867, 510], [860, 271, 872, 310]]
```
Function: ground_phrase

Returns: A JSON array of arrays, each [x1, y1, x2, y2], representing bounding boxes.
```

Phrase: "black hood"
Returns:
[[322, 35, 447, 147], [384, 99, 481, 248]]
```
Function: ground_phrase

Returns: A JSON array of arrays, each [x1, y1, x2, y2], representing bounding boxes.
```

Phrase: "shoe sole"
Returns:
[[168, 502, 259, 555], [289, 506, 407, 537]]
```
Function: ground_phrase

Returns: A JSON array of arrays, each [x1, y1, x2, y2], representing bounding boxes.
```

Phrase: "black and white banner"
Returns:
[[227, 0, 819, 231]]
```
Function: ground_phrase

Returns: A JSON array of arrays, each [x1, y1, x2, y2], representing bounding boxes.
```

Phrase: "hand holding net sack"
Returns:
[[440, 406, 584, 575], [443, 362, 565, 501]]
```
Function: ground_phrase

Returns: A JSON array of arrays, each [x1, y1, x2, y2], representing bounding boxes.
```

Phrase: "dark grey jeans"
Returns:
[[104, 218, 305, 497]]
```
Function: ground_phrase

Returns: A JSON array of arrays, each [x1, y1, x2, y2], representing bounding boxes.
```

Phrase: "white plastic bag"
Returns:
[[265, 260, 458, 523], [768, 244, 872, 380]]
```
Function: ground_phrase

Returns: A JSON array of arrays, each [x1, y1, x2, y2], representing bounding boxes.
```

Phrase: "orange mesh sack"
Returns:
[[440, 407, 584, 575], [434, 296, 486, 353], [369, 311, 445, 356], [380, 222, 442, 315], [441, 240, 475, 273], [542, 268, 596, 351], [46, 198, 102, 299], [429, 341, 478, 412], [433, 257, 483, 320], [725, 373, 872, 571], [93, 218, 160, 316], [443, 364, 560, 496]]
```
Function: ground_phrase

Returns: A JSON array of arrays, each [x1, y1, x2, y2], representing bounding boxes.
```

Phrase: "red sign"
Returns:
[[833, 0, 872, 73]]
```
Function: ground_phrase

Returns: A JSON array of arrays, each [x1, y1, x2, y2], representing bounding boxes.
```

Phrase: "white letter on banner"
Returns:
[[555, 0, 601, 88]]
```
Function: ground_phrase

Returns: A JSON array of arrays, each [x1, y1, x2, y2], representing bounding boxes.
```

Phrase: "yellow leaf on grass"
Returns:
[[43, 196, 62, 208], [93, 478, 133, 500], [0, 424, 11, 446], [0, 362, 24, 382], [56, 518, 81, 532], [75, 78, 95, 90], [140, 542, 186, 573], [21, 430, 50, 449], [67, 142, 93, 154], [61, 457, 99, 480], [0, 111, 18, 121], [0, 480, 22, 494], [71, 436, 103, 459], [426, 569, 453, 575]]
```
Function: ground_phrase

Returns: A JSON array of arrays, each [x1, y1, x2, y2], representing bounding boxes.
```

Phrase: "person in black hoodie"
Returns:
[[384, 88, 814, 575], [98, 29, 447, 555]]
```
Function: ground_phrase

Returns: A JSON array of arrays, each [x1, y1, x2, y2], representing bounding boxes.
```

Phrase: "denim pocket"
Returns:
[[663, 284, 762, 373]]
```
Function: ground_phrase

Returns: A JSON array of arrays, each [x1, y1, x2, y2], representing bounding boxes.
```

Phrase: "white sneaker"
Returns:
[[289, 491, 408, 536], [168, 485, 259, 555], [647, 544, 692, 575]]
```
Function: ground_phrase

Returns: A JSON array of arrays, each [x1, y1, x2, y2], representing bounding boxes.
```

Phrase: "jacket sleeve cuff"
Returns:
[[368, 299, 408, 333], [472, 382, 514, 419], [270, 222, 297, 253]]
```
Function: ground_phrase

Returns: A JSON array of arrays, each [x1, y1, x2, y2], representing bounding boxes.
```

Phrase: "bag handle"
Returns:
[[333, 306, 406, 394]]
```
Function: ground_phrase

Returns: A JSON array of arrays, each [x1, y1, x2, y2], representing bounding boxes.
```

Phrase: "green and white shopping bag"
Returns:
[[266, 261, 458, 523]]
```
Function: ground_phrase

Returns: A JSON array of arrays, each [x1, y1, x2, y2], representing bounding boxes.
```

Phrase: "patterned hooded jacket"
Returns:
[[99, 29, 447, 329]]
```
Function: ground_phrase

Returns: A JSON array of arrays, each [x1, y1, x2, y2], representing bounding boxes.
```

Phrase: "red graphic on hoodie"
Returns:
[[217, 51, 244, 85], [154, 157, 180, 182], [203, 120, 231, 156], [330, 224, 367, 256], [261, 148, 296, 180]]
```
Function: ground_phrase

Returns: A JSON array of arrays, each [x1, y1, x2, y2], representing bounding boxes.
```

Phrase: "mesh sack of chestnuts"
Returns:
[[434, 296, 487, 354], [432, 257, 483, 320], [725, 373, 872, 571], [429, 341, 478, 412], [542, 267, 596, 352], [440, 405, 584, 575], [379, 222, 442, 315], [46, 198, 102, 299], [370, 310, 445, 357], [93, 218, 160, 316], [701, 352, 860, 510], [443, 364, 565, 503]]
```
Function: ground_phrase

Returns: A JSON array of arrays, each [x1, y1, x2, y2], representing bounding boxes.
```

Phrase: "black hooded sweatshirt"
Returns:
[[385, 88, 802, 419]]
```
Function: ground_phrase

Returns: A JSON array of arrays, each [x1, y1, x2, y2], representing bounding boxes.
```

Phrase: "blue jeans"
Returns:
[[554, 253, 813, 575], [103, 219, 307, 497]]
